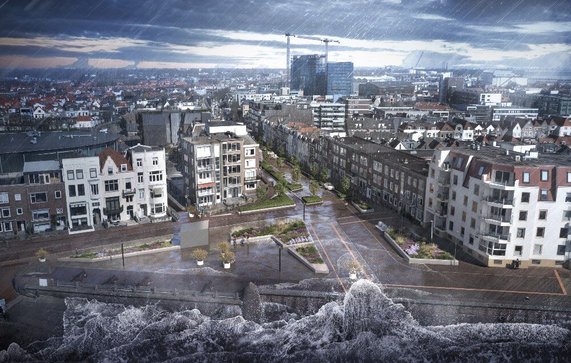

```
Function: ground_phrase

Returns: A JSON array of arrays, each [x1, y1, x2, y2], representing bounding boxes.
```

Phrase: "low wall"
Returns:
[[378, 226, 458, 266], [58, 245, 180, 263]]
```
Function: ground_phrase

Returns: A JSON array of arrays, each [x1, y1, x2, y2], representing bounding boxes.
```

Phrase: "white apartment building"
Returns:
[[425, 146, 571, 267], [62, 157, 102, 234], [311, 102, 346, 131], [126, 144, 168, 220], [181, 122, 259, 209], [491, 107, 538, 122]]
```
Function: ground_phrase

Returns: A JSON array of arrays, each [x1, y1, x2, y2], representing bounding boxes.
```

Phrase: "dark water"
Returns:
[[1, 280, 569, 362]]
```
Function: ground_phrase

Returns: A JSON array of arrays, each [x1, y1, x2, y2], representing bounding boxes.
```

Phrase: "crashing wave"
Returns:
[[1, 279, 569, 362]]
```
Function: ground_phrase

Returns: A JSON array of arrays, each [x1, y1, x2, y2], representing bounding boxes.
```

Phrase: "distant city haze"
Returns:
[[0, 0, 569, 70]]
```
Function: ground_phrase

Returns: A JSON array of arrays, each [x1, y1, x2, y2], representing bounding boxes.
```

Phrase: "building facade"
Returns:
[[425, 147, 571, 267], [181, 122, 259, 209], [291, 54, 327, 96], [327, 62, 354, 98]]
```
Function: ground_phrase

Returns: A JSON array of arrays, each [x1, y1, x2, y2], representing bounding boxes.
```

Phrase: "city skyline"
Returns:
[[0, 0, 569, 70]]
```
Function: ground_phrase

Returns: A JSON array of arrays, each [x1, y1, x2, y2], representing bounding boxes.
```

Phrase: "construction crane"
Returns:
[[284, 33, 340, 86]]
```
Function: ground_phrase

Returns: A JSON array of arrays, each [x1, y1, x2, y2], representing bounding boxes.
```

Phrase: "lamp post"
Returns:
[[430, 220, 434, 242]]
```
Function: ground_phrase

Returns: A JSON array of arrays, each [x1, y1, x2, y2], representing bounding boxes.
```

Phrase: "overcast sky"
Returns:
[[0, 0, 569, 70]]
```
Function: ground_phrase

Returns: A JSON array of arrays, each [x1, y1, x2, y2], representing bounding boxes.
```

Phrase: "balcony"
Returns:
[[484, 214, 512, 226], [197, 165, 213, 172], [483, 177, 515, 190], [103, 205, 124, 216], [484, 196, 514, 208], [480, 232, 510, 243], [244, 176, 257, 182], [122, 188, 136, 197]]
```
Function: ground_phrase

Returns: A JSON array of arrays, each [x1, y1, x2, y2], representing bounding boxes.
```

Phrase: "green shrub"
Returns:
[[302, 195, 323, 204]]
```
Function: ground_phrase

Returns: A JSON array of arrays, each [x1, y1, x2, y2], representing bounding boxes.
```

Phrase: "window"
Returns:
[[522, 172, 530, 183], [536, 227, 545, 237], [77, 184, 85, 196], [151, 203, 164, 214], [451, 191, 456, 201], [471, 201, 477, 213], [1, 222, 12, 232], [152, 157, 158, 166], [104, 180, 119, 192], [30, 192, 48, 203], [519, 211, 527, 221], [539, 189, 548, 201], [474, 184, 479, 196], [568, 172, 571, 183], [560, 228, 568, 238], [138, 173, 144, 183], [1, 208, 10, 218], [149, 171, 163, 182], [557, 245, 566, 256], [90, 168, 97, 178], [68, 185, 76, 197], [67, 170, 75, 180], [125, 180, 132, 190], [56, 208, 64, 214], [567, 193, 571, 202], [90, 184, 99, 196], [470, 218, 476, 229], [14, 193, 21, 201], [70, 204, 87, 216], [460, 227, 465, 236], [76, 169, 83, 179], [245, 148, 255, 156], [0, 192, 7, 204], [463, 196, 468, 206], [32, 209, 49, 221], [108, 167, 113, 175], [105, 196, 121, 212], [533, 244, 542, 255], [16, 208, 23, 215], [453, 175, 458, 185], [121, 164, 127, 172], [538, 210, 547, 220], [514, 246, 523, 256], [138, 189, 145, 199], [55, 190, 62, 199], [448, 221, 454, 231], [517, 228, 525, 238], [521, 192, 530, 203], [540, 170, 548, 181], [136, 159, 143, 167], [450, 206, 455, 216]]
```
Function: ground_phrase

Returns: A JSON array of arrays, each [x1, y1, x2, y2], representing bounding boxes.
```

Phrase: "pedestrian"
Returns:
[[240, 238, 244, 246], [232, 236, 236, 247]]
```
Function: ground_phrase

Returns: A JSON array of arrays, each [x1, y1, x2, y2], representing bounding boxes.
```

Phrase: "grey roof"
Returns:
[[23, 160, 60, 173], [0, 132, 119, 155]]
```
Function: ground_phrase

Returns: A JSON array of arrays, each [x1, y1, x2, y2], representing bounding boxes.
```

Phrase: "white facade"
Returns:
[[426, 148, 571, 267], [62, 157, 102, 233], [491, 108, 538, 122], [127, 145, 169, 219]]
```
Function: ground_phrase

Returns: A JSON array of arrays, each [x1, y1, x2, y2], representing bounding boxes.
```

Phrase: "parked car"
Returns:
[[323, 182, 334, 191]]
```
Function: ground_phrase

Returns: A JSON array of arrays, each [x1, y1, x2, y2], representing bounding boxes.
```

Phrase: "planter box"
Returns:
[[378, 226, 458, 266], [351, 201, 374, 213], [59, 245, 180, 263], [287, 246, 329, 274], [238, 204, 295, 215]]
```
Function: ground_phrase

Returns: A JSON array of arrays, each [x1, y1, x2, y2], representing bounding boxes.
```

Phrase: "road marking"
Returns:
[[554, 269, 568, 295], [330, 223, 373, 281], [307, 224, 347, 293], [384, 283, 567, 296]]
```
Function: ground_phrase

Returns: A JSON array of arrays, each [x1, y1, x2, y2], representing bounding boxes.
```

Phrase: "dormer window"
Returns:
[[121, 164, 127, 172], [108, 167, 113, 175]]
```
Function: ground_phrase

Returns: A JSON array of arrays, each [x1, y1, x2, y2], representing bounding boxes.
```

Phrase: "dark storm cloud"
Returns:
[[0, 0, 569, 68]]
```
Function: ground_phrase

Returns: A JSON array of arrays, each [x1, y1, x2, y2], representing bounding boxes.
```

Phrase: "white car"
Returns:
[[323, 182, 334, 191]]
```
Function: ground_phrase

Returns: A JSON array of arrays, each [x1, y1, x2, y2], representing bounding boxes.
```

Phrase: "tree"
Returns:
[[340, 176, 351, 196], [309, 179, 319, 196], [291, 165, 301, 182], [309, 162, 319, 179], [275, 180, 287, 196], [319, 169, 329, 183], [256, 184, 267, 200]]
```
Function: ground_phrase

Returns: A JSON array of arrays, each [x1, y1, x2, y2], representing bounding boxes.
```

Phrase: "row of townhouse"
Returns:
[[0, 144, 168, 237], [259, 117, 571, 267]]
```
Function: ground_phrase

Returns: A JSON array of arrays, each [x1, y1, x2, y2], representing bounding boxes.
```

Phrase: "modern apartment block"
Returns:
[[0, 160, 67, 236], [425, 146, 571, 267], [311, 102, 346, 132], [181, 122, 259, 209]]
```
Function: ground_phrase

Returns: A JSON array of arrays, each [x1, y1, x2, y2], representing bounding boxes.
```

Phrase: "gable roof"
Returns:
[[98, 147, 132, 171]]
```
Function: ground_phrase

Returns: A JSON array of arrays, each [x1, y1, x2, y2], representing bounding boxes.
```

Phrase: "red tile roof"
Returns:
[[98, 147, 132, 171]]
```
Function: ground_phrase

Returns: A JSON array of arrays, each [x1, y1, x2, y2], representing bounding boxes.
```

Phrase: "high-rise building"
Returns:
[[291, 54, 327, 96], [327, 62, 354, 98]]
